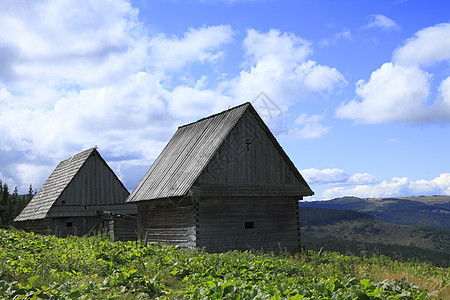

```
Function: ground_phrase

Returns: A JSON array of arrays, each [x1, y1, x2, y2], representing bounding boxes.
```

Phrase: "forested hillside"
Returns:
[[299, 206, 450, 267], [300, 196, 450, 229], [299, 206, 374, 227]]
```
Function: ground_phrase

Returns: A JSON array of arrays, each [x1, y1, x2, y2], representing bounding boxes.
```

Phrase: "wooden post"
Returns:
[[144, 230, 149, 247], [318, 247, 323, 257]]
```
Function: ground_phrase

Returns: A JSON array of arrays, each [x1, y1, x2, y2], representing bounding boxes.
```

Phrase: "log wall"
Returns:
[[196, 196, 300, 252], [139, 198, 196, 248]]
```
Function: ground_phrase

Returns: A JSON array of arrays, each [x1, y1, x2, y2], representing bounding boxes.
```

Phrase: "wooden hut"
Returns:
[[14, 148, 137, 240], [127, 102, 313, 251]]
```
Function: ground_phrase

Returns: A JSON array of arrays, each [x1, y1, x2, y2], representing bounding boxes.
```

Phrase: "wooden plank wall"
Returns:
[[112, 217, 138, 241], [15, 219, 52, 235], [196, 196, 300, 252], [101, 215, 138, 242], [196, 110, 301, 188], [56, 152, 130, 206], [140, 198, 196, 249]]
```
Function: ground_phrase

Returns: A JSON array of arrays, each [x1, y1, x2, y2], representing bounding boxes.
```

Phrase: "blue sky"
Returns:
[[1, 0, 450, 200]]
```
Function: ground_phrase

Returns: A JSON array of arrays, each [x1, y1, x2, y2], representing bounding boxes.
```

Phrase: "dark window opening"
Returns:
[[244, 221, 254, 229], [66, 222, 72, 228]]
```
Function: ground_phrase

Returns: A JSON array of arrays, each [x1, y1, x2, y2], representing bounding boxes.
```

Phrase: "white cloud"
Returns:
[[16, 163, 54, 192], [423, 76, 450, 123], [167, 84, 234, 118], [364, 15, 401, 31], [336, 62, 430, 123], [347, 173, 379, 185], [321, 173, 450, 199], [243, 29, 312, 66], [301, 168, 379, 187], [393, 23, 450, 66], [296, 61, 347, 93], [319, 28, 352, 47], [301, 168, 349, 185], [289, 113, 331, 140], [232, 29, 346, 110], [337, 22, 450, 124], [0, 0, 145, 88], [149, 25, 234, 71]]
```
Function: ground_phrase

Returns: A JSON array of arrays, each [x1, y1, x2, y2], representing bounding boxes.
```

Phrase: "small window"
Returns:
[[66, 222, 72, 228], [244, 221, 254, 229]]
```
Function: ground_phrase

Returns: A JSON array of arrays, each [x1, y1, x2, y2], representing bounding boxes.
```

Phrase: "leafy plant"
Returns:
[[0, 228, 448, 299]]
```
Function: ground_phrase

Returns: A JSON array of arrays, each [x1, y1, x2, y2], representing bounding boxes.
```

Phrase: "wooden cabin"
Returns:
[[14, 148, 137, 240], [127, 102, 313, 251]]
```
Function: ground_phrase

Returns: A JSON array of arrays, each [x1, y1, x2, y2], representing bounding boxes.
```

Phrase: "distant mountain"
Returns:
[[300, 196, 450, 229], [299, 206, 450, 266]]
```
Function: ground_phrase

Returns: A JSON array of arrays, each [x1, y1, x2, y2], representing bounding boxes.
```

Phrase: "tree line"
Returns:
[[299, 206, 374, 227], [0, 180, 34, 227]]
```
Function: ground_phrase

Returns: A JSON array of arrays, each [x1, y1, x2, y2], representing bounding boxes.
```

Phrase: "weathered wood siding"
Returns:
[[54, 152, 130, 207], [196, 196, 300, 252], [49, 204, 136, 218], [15, 219, 53, 235], [139, 198, 196, 248], [100, 212, 138, 242], [195, 111, 307, 194], [110, 217, 138, 241]]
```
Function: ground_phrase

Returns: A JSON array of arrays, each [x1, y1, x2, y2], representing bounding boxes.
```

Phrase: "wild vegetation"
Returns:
[[0, 228, 448, 299]]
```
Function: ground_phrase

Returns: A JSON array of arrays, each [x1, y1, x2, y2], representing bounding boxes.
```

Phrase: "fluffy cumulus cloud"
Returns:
[[0, 0, 145, 89], [364, 15, 401, 31], [149, 25, 234, 72], [289, 113, 331, 140], [322, 174, 450, 200], [232, 29, 347, 108], [0, 0, 347, 192], [336, 63, 430, 123], [393, 23, 450, 66], [337, 22, 450, 124]]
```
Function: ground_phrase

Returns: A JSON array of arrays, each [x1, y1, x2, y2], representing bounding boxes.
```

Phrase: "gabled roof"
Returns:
[[14, 148, 128, 221], [127, 102, 313, 203]]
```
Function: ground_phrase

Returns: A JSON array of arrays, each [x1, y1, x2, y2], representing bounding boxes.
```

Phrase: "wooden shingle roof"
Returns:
[[14, 148, 129, 221], [127, 102, 313, 203]]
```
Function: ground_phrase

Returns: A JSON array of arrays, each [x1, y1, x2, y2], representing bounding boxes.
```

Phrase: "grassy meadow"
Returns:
[[0, 228, 448, 299]]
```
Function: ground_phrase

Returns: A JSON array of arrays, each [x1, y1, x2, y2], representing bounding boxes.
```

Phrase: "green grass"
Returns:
[[0, 228, 448, 299]]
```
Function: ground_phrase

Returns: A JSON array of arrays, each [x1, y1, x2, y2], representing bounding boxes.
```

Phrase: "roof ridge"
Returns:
[[178, 102, 251, 129], [63, 147, 96, 163]]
